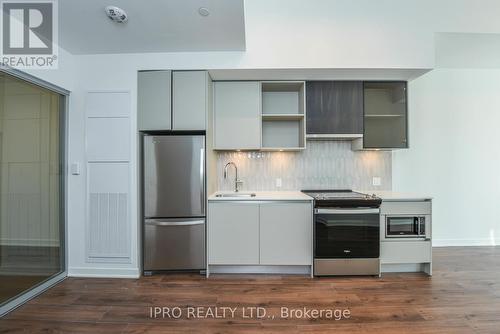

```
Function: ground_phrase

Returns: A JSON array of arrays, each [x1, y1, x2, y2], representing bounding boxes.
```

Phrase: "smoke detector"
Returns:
[[198, 7, 210, 17], [105, 6, 128, 23]]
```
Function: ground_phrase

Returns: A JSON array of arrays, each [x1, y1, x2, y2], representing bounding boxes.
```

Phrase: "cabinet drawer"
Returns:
[[380, 201, 431, 215], [381, 241, 431, 264]]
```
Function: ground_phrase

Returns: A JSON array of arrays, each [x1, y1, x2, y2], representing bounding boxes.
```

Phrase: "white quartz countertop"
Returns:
[[209, 190, 431, 202], [356, 190, 433, 201], [208, 191, 313, 201]]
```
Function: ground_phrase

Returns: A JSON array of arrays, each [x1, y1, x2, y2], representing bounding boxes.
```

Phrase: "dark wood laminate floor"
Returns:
[[1, 247, 500, 333]]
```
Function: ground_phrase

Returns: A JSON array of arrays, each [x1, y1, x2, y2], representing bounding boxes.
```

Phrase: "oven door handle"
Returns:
[[315, 208, 380, 214]]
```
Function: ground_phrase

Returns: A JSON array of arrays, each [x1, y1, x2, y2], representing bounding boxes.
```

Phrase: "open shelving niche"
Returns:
[[260, 81, 306, 151]]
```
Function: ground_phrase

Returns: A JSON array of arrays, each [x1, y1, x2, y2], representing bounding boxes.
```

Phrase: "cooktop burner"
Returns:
[[302, 189, 382, 208]]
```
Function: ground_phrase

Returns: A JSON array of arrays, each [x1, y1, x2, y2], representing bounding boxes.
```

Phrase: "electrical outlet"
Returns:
[[372, 177, 381, 186], [276, 178, 282, 188]]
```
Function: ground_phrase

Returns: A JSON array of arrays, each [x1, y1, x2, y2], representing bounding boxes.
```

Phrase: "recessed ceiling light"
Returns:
[[198, 7, 210, 17], [105, 6, 128, 23]]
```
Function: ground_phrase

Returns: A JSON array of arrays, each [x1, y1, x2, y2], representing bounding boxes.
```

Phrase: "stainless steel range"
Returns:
[[302, 190, 382, 276]]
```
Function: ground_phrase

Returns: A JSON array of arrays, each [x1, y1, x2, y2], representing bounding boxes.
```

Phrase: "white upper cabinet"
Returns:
[[137, 70, 172, 131], [172, 71, 209, 130], [214, 81, 261, 150]]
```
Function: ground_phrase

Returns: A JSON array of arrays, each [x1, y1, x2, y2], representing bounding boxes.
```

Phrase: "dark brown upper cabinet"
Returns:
[[360, 81, 408, 149], [306, 81, 363, 138]]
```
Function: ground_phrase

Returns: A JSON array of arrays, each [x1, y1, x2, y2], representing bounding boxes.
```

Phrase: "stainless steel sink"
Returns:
[[215, 193, 256, 198]]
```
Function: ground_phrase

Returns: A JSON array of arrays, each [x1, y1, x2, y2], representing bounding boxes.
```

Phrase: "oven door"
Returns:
[[314, 208, 380, 259]]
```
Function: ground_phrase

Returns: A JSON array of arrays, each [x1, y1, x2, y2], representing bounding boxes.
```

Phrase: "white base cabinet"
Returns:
[[208, 202, 259, 265], [208, 201, 312, 270], [380, 199, 433, 275], [260, 202, 312, 265]]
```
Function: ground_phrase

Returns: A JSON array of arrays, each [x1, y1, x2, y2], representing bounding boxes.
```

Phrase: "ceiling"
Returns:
[[58, 0, 245, 54]]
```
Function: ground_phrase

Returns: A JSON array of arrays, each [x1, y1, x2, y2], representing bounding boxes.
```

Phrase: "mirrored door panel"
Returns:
[[0, 72, 64, 307]]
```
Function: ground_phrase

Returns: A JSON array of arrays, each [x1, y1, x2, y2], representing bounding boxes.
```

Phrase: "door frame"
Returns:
[[0, 64, 69, 317]]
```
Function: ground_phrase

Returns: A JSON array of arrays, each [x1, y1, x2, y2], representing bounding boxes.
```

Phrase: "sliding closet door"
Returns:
[[0, 72, 65, 308]]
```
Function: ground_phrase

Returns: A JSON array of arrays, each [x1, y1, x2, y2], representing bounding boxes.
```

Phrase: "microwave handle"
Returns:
[[415, 217, 420, 235], [419, 217, 426, 236]]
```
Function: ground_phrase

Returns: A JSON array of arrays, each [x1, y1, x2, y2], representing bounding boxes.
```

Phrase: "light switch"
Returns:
[[372, 177, 381, 186], [71, 162, 80, 175], [276, 178, 282, 188]]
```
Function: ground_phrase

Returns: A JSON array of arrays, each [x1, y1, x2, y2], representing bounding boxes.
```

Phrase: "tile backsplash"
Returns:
[[216, 141, 392, 191]]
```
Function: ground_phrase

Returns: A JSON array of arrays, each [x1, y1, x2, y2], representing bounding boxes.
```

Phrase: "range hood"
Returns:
[[306, 134, 363, 140]]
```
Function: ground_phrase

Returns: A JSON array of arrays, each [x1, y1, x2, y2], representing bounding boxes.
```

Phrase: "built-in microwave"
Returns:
[[385, 215, 430, 239]]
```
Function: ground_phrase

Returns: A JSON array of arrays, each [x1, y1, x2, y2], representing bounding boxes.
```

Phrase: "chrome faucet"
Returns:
[[223, 162, 243, 192]]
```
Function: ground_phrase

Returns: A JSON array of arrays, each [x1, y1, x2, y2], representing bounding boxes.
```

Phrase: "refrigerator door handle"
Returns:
[[200, 147, 205, 215], [145, 218, 205, 227]]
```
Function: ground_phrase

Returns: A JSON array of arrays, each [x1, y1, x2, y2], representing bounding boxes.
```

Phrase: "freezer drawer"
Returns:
[[144, 218, 206, 271]]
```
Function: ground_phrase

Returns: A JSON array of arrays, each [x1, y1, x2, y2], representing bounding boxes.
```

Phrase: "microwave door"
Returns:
[[387, 217, 414, 236], [386, 216, 424, 237]]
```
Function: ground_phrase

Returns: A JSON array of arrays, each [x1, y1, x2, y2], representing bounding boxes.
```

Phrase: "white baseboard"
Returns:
[[68, 267, 140, 278], [433, 238, 500, 247]]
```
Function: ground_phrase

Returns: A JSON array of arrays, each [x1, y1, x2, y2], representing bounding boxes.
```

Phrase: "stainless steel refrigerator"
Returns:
[[142, 133, 205, 274]]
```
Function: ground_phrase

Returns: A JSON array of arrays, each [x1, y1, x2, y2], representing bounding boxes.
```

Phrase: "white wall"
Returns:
[[393, 69, 500, 246], [243, 0, 500, 69], [24, 48, 77, 91]]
